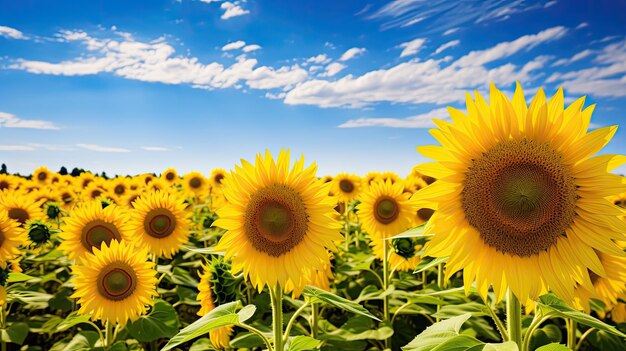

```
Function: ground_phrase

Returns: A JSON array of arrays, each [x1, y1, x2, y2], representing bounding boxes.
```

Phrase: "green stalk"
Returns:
[[383, 239, 390, 349], [284, 302, 310, 339], [436, 263, 444, 322], [104, 321, 114, 348], [484, 298, 509, 342], [506, 290, 522, 348], [343, 203, 350, 251], [270, 284, 284, 351], [567, 319, 577, 349], [311, 303, 319, 338]]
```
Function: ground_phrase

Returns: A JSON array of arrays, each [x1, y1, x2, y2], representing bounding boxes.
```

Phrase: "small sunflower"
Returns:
[[82, 181, 108, 202], [129, 191, 191, 258], [357, 179, 417, 239], [0, 175, 20, 192], [183, 171, 209, 197], [120, 190, 142, 209], [0, 191, 45, 227], [214, 150, 342, 292], [109, 177, 129, 199], [403, 175, 428, 195], [70, 239, 157, 327], [363, 172, 382, 188], [59, 202, 132, 260], [161, 168, 179, 184], [32, 166, 52, 184], [371, 237, 422, 272], [57, 186, 78, 210], [210, 168, 227, 190], [414, 83, 626, 302], [0, 211, 27, 264], [331, 173, 362, 203], [76, 172, 96, 189]]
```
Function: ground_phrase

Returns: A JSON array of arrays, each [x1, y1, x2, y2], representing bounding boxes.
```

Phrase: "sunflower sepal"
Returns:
[[162, 301, 256, 351]]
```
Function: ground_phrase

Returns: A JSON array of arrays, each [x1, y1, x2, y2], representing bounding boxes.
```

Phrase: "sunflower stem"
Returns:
[[436, 263, 444, 322], [506, 290, 522, 348], [104, 320, 114, 348], [382, 239, 391, 349], [311, 303, 319, 339], [270, 284, 284, 351], [521, 313, 549, 351], [567, 319, 577, 349], [343, 202, 350, 251], [484, 297, 509, 342], [284, 301, 309, 339], [575, 327, 594, 351]]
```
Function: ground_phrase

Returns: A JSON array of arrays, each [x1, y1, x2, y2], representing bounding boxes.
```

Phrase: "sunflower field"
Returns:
[[0, 83, 625, 351]]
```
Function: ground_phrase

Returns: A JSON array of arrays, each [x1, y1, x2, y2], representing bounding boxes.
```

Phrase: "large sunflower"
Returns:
[[129, 191, 191, 258], [70, 239, 157, 327], [0, 191, 45, 227], [214, 150, 342, 292], [59, 202, 132, 260], [414, 82, 626, 302], [357, 179, 417, 239], [331, 173, 362, 203], [0, 211, 27, 264]]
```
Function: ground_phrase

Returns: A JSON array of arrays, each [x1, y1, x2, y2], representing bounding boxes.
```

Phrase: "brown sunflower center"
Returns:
[[339, 179, 354, 193], [0, 181, 8, 190], [417, 208, 435, 222], [90, 190, 102, 199], [143, 208, 177, 238], [214, 174, 225, 184], [373, 196, 400, 224], [244, 184, 308, 257], [462, 139, 577, 257], [189, 177, 202, 189], [114, 185, 125, 195], [97, 262, 137, 301], [81, 220, 122, 252], [37, 172, 47, 181], [8, 208, 29, 225], [166, 172, 175, 181]]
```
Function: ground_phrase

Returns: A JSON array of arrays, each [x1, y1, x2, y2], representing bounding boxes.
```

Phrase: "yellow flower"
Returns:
[[357, 179, 417, 239], [0, 190, 45, 227], [331, 173, 362, 203], [32, 166, 52, 184], [371, 237, 421, 272], [0, 211, 27, 265], [414, 82, 626, 302], [161, 168, 179, 184], [183, 171, 209, 198]]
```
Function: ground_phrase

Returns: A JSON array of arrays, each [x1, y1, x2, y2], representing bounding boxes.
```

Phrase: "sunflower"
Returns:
[[331, 173, 362, 203], [210, 168, 227, 190], [403, 175, 428, 195], [76, 172, 96, 189], [357, 179, 417, 239], [0, 191, 45, 227], [120, 190, 142, 209], [380, 171, 401, 184], [214, 150, 342, 292], [320, 175, 333, 184], [197, 257, 237, 349], [573, 251, 626, 313], [414, 82, 626, 302], [32, 166, 52, 184], [109, 177, 129, 199], [285, 254, 334, 297], [70, 239, 157, 327], [363, 172, 382, 188], [161, 168, 179, 184], [129, 191, 191, 258], [0, 211, 27, 264], [82, 181, 108, 202], [0, 175, 20, 192], [371, 237, 421, 272], [59, 202, 132, 260], [183, 171, 209, 197], [57, 186, 79, 211]]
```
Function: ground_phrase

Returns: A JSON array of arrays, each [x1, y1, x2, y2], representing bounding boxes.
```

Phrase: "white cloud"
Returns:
[[221, 2, 250, 20], [551, 49, 592, 66], [284, 27, 565, 108], [0, 25, 27, 40], [338, 108, 450, 128], [141, 146, 169, 151], [576, 22, 589, 30], [306, 54, 331, 65], [0, 112, 60, 130], [77, 144, 131, 153], [398, 38, 426, 57], [242, 44, 261, 52], [265, 92, 286, 100], [443, 28, 459, 36], [0, 145, 36, 151], [434, 40, 460, 55], [222, 40, 246, 51], [11, 30, 308, 91], [319, 62, 347, 77], [339, 47, 366, 61], [544, 1, 557, 8]]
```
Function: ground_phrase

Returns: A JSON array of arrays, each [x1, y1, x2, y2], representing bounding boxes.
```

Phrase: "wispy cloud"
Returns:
[[141, 146, 169, 151], [398, 38, 426, 57], [434, 40, 460, 55], [0, 25, 27, 40], [0, 112, 60, 130], [220, 1, 250, 20], [339, 47, 366, 61], [551, 49, 592, 66], [77, 144, 131, 153], [576, 22, 589, 30], [319, 62, 346, 77], [338, 108, 450, 128], [242, 44, 261, 52], [0, 145, 36, 151], [222, 40, 246, 51]]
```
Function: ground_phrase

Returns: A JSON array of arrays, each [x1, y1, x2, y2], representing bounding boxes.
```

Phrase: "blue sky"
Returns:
[[1, 0, 625, 177]]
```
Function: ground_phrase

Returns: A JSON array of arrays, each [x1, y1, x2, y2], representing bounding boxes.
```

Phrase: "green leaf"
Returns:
[[161, 301, 254, 351], [303, 285, 380, 321], [0, 322, 29, 345], [230, 332, 266, 349], [190, 338, 215, 351], [433, 302, 490, 319], [354, 284, 395, 303], [537, 294, 626, 338], [483, 342, 519, 351], [127, 300, 180, 342], [169, 266, 199, 288], [319, 316, 393, 341], [288, 336, 320, 351], [414, 257, 448, 274], [56, 312, 93, 332], [388, 224, 431, 240], [61, 331, 100, 351], [402, 313, 471, 351], [535, 343, 570, 351], [7, 272, 36, 283], [49, 289, 74, 312]]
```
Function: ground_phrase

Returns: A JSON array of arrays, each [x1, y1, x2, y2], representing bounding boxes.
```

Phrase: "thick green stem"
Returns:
[[383, 239, 390, 349], [270, 284, 284, 351], [567, 319, 577, 350], [343, 203, 350, 251], [506, 290, 522, 349], [104, 320, 114, 348], [521, 313, 550, 351], [484, 298, 509, 342], [311, 303, 319, 339]]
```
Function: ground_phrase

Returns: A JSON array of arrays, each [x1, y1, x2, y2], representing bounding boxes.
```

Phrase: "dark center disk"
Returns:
[[244, 184, 308, 257], [114, 185, 125, 195], [215, 174, 225, 184], [392, 238, 416, 259], [339, 179, 354, 193], [373, 197, 400, 224], [144, 208, 177, 238], [62, 193, 73, 204], [189, 177, 202, 189], [8, 208, 29, 225], [97, 263, 137, 301], [461, 139, 577, 257], [417, 208, 435, 222], [0, 181, 9, 190], [81, 220, 122, 252], [91, 190, 102, 199], [37, 172, 47, 181], [166, 172, 175, 181]]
